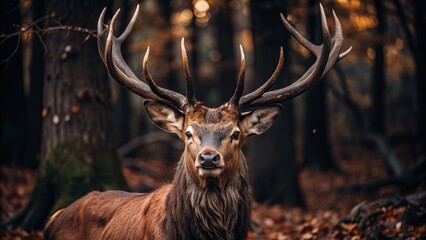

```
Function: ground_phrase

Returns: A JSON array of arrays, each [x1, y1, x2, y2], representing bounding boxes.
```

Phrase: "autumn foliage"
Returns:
[[2, 145, 425, 239]]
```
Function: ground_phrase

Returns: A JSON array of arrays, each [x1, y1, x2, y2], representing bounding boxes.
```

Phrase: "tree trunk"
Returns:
[[26, 0, 45, 169], [190, 5, 202, 101], [213, 3, 236, 104], [370, 0, 386, 135], [3, 0, 125, 230], [158, 0, 180, 92], [392, 0, 425, 156], [114, 0, 131, 146], [302, 0, 338, 171], [157, 0, 179, 162], [414, 0, 426, 155], [249, 0, 304, 207], [0, 0, 28, 167]]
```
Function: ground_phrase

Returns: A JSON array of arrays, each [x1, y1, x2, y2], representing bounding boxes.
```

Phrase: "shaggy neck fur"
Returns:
[[163, 153, 251, 240]]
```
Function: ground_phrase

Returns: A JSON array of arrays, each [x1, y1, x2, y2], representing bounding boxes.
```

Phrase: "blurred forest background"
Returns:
[[1, 0, 425, 239]]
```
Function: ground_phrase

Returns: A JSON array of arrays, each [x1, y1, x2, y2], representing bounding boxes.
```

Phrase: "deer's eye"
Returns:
[[231, 131, 240, 141], [185, 131, 193, 139]]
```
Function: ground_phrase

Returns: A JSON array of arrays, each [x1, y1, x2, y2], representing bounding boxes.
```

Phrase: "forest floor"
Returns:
[[1, 144, 425, 239]]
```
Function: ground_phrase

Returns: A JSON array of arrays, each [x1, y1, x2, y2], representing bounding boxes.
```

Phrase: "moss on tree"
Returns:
[[38, 141, 125, 213]]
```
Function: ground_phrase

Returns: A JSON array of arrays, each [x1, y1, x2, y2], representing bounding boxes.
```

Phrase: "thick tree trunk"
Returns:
[[26, 0, 45, 169], [249, 0, 304, 207], [114, 0, 131, 146], [3, 0, 125, 230], [157, 0, 179, 162], [392, 0, 425, 156], [302, 0, 338, 171], [190, 6, 202, 101], [414, 0, 426, 155], [370, 0, 386, 135], [158, 0, 179, 91], [0, 0, 28, 167], [213, 3, 236, 103]]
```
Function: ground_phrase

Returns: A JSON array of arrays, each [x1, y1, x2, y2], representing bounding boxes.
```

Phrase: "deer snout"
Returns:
[[198, 152, 221, 169]]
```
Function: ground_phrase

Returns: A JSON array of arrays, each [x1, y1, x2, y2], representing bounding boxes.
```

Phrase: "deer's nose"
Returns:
[[198, 152, 220, 169]]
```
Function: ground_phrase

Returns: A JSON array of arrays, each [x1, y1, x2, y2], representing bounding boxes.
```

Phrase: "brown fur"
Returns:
[[45, 188, 170, 239], [163, 154, 251, 240], [185, 103, 240, 126], [44, 104, 277, 240]]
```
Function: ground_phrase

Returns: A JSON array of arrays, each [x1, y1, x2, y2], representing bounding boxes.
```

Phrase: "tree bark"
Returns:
[[190, 4, 202, 101], [114, 0, 131, 146], [0, 0, 28, 167], [392, 0, 426, 157], [414, 0, 426, 155], [249, 0, 304, 207], [213, 3, 236, 104], [157, 0, 179, 162], [158, 0, 180, 92], [3, 0, 126, 230], [370, 0, 386, 135], [302, 0, 338, 171], [26, 0, 45, 169]]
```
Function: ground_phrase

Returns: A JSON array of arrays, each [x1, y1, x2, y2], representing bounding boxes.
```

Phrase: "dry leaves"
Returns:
[[249, 204, 340, 239], [1, 145, 425, 239]]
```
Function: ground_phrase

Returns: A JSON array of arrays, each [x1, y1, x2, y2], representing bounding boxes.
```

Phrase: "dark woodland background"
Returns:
[[1, 0, 425, 239]]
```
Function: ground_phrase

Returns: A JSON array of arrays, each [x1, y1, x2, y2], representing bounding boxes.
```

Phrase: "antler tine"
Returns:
[[228, 45, 246, 107], [99, 5, 187, 109], [241, 3, 334, 108], [143, 47, 158, 92], [106, 8, 141, 80], [332, 10, 352, 60], [104, 8, 123, 76], [181, 38, 197, 106], [320, 8, 352, 76], [239, 47, 284, 106], [339, 46, 352, 59], [117, 4, 139, 42], [142, 47, 187, 107], [279, 13, 318, 55], [97, 7, 107, 65]]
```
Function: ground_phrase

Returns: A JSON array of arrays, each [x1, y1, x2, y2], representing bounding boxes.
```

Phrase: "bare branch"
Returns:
[[0, 14, 97, 63], [0, 34, 21, 66], [0, 25, 97, 40]]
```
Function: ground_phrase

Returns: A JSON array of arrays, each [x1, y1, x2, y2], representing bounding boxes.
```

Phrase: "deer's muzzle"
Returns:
[[196, 150, 224, 177]]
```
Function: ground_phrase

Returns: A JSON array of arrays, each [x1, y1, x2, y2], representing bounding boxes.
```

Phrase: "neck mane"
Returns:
[[163, 154, 251, 240]]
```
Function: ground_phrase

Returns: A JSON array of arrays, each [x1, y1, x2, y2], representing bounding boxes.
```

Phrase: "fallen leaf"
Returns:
[[340, 223, 358, 233], [395, 221, 402, 232]]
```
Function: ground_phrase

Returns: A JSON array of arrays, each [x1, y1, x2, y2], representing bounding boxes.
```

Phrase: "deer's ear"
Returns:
[[240, 104, 282, 136], [144, 100, 185, 137]]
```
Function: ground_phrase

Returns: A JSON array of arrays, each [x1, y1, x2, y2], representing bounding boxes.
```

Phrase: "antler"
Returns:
[[98, 4, 350, 111], [97, 5, 196, 110], [227, 45, 246, 107], [180, 38, 197, 105], [239, 3, 351, 109]]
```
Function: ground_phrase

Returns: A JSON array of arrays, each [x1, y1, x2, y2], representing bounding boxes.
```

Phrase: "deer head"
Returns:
[[97, 4, 351, 186]]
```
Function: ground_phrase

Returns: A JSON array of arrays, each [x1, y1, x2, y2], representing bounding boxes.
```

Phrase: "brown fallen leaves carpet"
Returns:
[[1, 145, 425, 239]]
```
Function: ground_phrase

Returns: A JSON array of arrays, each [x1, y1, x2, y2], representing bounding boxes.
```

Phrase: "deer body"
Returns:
[[45, 4, 350, 240], [47, 180, 249, 240], [46, 105, 254, 240], [46, 189, 167, 239]]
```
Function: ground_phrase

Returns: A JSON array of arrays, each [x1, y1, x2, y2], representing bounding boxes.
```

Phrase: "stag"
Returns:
[[45, 4, 350, 240]]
